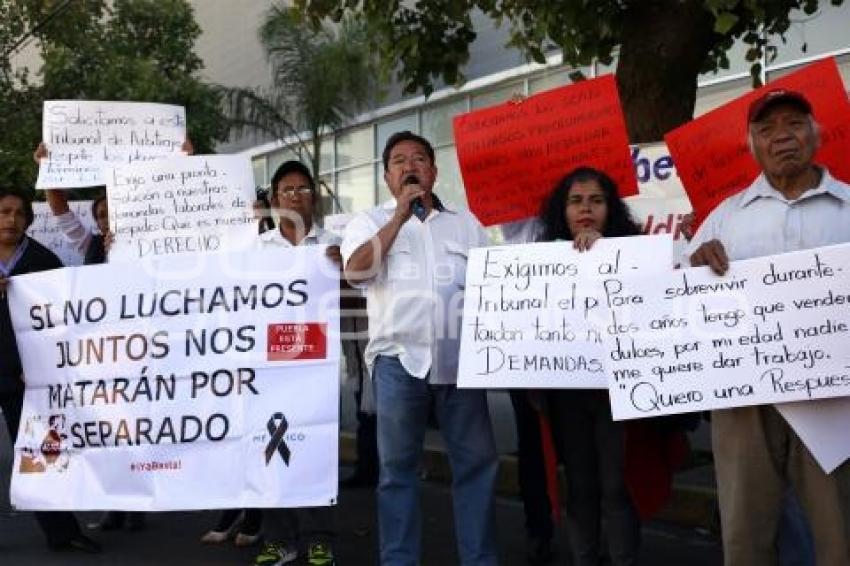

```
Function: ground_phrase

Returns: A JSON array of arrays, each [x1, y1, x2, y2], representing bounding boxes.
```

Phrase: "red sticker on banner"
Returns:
[[267, 323, 327, 361], [453, 75, 637, 227], [665, 57, 850, 228]]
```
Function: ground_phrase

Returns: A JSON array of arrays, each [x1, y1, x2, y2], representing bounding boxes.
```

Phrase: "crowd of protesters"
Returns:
[[1, 88, 849, 566]]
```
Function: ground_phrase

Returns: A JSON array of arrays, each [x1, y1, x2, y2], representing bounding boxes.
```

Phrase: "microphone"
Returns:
[[403, 174, 428, 221]]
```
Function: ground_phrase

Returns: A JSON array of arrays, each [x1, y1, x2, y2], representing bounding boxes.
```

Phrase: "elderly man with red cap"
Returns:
[[687, 89, 850, 565]]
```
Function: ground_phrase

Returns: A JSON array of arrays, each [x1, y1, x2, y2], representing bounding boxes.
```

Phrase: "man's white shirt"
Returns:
[[685, 168, 850, 261], [341, 199, 488, 385]]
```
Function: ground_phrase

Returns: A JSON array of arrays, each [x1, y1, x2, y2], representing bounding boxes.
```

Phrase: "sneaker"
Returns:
[[253, 542, 298, 566], [307, 541, 336, 566]]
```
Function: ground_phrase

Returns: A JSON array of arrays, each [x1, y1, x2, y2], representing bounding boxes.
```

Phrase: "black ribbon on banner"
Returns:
[[265, 413, 291, 466]]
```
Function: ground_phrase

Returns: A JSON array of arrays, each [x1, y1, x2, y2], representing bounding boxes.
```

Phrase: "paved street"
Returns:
[[0, 484, 720, 565], [0, 417, 721, 565]]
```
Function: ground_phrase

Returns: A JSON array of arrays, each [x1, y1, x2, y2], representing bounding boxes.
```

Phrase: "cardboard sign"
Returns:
[[454, 75, 638, 227], [8, 247, 340, 511], [37, 101, 186, 189], [106, 155, 257, 262], [603, 243, 850, 421], [665, 58, 850, 227], [457, 236, 672, 389]]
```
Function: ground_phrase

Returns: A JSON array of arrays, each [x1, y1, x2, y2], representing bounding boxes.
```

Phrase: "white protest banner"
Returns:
[[27, 201, 95, 266], [603, 242, 850, 420], [458, 236, 672, 389], [8, 247, 340, 511], [37, 101, 186, 189], [107, 155, 256, 262]]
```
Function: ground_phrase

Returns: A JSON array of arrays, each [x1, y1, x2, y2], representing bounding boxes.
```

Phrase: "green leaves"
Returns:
[[296, 0, 843, 102], [713, 11, 740, 33], [0, 0, 228, 189]]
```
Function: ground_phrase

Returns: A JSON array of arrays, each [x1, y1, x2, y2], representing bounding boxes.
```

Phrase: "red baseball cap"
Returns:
[[748, 89, 813, 123]]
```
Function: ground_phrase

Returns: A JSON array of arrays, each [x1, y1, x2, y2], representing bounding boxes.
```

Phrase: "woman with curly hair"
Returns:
[[538, 166, 641, 566]]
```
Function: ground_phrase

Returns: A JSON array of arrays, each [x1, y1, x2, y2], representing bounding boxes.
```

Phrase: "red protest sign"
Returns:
[[665, 58, 850, 226], [453, 75, 637, 227]]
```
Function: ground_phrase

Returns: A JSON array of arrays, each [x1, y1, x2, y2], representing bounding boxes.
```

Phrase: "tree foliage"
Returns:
[[295, 0, 844, 141], [221, 4, 379, 213], [0, 0, 228, 191]]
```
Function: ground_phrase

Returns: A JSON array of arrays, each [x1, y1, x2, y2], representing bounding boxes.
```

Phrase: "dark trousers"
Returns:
[[509, 391, 553, 541], [0, 391, 83, 546], [553, 390, 640, 566], [354, 390, 378, 482]]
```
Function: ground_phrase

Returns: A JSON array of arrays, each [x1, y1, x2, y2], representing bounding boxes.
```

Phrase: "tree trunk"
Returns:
[[616, 0, 717, 143]]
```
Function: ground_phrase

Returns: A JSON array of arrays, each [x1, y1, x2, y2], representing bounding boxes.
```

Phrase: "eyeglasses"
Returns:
[[277, 187, 312, 198]]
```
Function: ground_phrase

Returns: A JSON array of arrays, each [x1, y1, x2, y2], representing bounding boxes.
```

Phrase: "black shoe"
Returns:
[[341, 472, 378, 489], [527, 536, 554, 565], [49, 534, 102, 553]]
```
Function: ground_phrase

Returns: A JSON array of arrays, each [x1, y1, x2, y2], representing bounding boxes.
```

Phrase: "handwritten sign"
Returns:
[[457, 236, 672, 389], [27, 201, 95, 266], [453, 75, 638, 227], [36, 101, 186, 189], [665, 58, 850, 227], [603, 243, 850, 420], [8, 248, 340, 511], [107, 155, 257, 262]]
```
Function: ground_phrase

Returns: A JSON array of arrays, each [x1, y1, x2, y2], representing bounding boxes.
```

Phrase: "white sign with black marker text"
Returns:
[[604, 242, 850, 421], [106, 155, 256, 262], [457, 236, 673, 389], [8, 247, 340, 511], [37, 100, 186, 189]]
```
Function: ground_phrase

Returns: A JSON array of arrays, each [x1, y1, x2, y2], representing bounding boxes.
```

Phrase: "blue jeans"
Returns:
[[374, 356, 499, 566]]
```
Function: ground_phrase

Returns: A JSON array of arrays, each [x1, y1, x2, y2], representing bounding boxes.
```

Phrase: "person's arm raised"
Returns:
[[344, 183, 424, 285]]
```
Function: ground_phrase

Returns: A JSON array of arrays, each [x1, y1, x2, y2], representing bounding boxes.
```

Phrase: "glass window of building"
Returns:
[[319, 135, 335, 173], [336, 125, 373, 169], [377, 113, 418, 155], [336, 164, 375, 214], [252, 157, 267, 188], [434, 146, 467, 207], [422, 98, 468, 146], [376, 162, 391, 203]]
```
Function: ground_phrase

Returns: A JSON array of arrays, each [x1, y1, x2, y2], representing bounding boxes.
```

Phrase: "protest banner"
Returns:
[[27, 201, 95, 267], [457, 235, 672, 389], [36, 101, 187, 189], [665, 57, 850, 227], [453, 75, 637, 227], [603, 242, 850, 423], [107, 155, 257, 262], [8, 247, 340, 511]]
